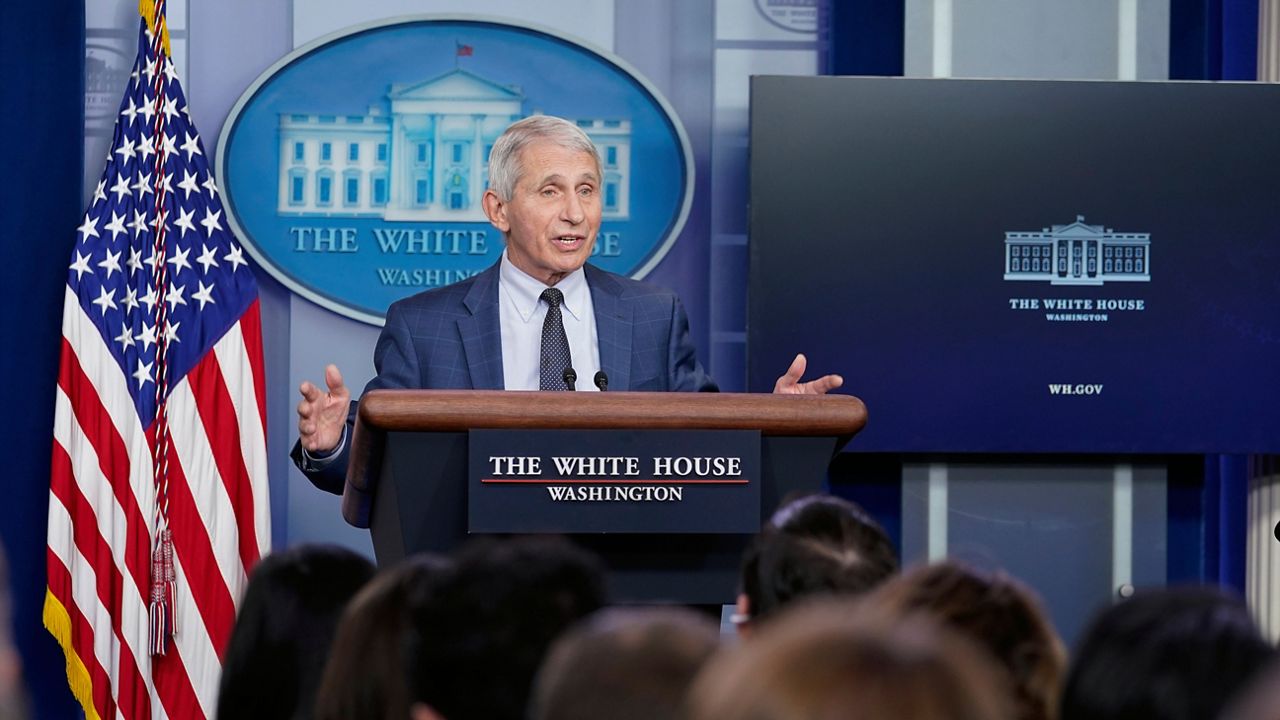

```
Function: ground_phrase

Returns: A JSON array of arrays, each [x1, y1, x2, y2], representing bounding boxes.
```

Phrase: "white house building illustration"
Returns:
[[276, 68, 632, 221], [1003, 216, 1151, 285]]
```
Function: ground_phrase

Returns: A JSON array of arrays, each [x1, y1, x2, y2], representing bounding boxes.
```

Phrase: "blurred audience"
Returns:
[[531, 607, 719, 720], [314, 554, 451, 720], [687, 599, 1011, 720], [215, 544, 375, 720], [735, 493, 898, 636], [407, 536, 606, 720], [1061, 585, 1275, 720], [865, 561, 1066, 720], [0, 543, 27, 720]]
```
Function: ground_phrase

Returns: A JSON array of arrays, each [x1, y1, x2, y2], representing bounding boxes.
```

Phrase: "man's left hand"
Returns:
[[773, 353, 843, 395]]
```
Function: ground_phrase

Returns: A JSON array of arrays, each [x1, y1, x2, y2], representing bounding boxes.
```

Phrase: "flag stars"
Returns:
[[127, 247, 144, 275], [173, 207, 196, 238], [165, 283, 188, 311], [115, 137, 137, 164], [133, 358, 154, 388], [122, 285, 139, 313], [161, 96, 180, 123], [192, 281, 216, 310], [201, 174, 218, 198], [199, 208, 223, 237], [161, 133, 178, 160], [92, 180, 107, 205], [138, 322, 158, 351], [130, 210, 150, 238], [138, 98, 156, 125], [136, 132, 156, 164], [132, 171, 154, 199], [196, 244, 220, 273], [177, 169, 199, 199], [120, 97, 138, 125], [162, 58, 179, 84], [163, 320, 182, 345], [168, 244, 193, 275], [114, 322, 135, 350], [91, 286, 118, 316], [224, 244, 248, 272], [104, 213, 127, 241], [77, 215, 100, 243], [98, 248, 122, 279], [180, 132, 202, 161], [110, 175, 132, 202], [69, 251, 94, 280], [143, 249, 160, 275], [140, 285, 159, 313]]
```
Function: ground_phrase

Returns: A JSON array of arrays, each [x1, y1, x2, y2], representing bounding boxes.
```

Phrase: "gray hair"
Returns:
[[487, 115, 602, 201]]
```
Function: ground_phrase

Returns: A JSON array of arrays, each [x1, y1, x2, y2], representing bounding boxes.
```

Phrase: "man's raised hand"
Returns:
[[773, 353, 843, 395], [297, 364, 350, 453]]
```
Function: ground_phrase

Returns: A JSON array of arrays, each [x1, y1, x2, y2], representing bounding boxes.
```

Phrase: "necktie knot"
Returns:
[[540, 288, 564, 308]]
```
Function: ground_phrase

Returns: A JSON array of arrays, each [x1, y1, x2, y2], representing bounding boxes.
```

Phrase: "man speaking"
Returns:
[[293, 115, 841, 494]]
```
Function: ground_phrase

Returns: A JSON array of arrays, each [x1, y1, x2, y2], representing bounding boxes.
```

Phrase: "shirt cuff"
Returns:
[[299, 425, 347, 470]]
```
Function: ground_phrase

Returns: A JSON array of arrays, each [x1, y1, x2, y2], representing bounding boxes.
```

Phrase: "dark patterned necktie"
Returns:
[[539, 288, 573, 390]]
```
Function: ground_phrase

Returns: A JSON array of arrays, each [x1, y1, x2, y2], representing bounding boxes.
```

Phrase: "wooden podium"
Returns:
[[344, 390, 866, 603]]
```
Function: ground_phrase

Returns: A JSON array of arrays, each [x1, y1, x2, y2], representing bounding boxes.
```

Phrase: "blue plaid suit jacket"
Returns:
[[294, 261, 717, 494]]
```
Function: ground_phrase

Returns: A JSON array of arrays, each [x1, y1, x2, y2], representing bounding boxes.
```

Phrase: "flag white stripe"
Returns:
[[53, 388, 161, 720], [211, 322, 272, 560], [169, 551, 221, 718], [167, 377, 249, 601]]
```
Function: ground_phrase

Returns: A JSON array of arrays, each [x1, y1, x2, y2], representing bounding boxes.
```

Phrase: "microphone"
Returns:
[[593, 371, 609, 392], [562, 367, 577, 391]]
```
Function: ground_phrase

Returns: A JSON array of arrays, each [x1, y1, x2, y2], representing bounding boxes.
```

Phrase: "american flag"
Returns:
[[44, 3, 270, 719]]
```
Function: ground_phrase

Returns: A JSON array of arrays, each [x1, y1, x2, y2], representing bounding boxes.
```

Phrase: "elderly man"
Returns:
[[294, 115, 840, 493]]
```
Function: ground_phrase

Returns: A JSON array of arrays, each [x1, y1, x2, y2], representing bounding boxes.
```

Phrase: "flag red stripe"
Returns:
[[151, 640, 208, 720], [159, 448, 238, 658], [47, 550, 119, 719], [238, 301, 268, 434], [50, 444, 151, 720], [186, 347, 261, 571], [57, 338, 153, 597]]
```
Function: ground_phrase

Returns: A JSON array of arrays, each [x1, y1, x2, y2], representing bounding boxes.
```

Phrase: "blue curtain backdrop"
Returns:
[[1168, 0, 1259, 591], [0, 0, 86, 716]]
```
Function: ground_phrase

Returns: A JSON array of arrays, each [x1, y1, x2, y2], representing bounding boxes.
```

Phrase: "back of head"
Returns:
[[216, 544, 375, 720], [314, 554, 450, 720], [532, 607, 720, 720], [687, 600, 1011, 720], [867, 561, 1066, 720], [1061, 585, 1275, 720], [741, 494, 898, 624], [1220, 657, 1280, 720], [408, 536, 607, 720]]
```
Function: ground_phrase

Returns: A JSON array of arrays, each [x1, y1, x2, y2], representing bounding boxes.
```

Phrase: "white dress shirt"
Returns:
[[498, 250, 601, 391]]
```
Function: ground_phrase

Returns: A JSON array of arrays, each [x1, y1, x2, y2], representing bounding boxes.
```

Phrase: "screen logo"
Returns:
[[217, 17, 694, 325], [1004, 215, 1150, 286]]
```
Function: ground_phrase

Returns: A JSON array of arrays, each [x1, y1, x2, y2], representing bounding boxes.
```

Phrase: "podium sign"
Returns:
[[468, 429, 761, 533]]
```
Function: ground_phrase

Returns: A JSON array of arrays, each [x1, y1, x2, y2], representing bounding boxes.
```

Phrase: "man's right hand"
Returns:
[[297, 364, 350, 454]]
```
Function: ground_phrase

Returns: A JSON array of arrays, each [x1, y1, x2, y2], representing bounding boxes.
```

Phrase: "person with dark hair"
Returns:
[[1061, 585, 1275, 720], [686, 600, 1011, 720], [313, 554, 450, 720], [531, 607, 720, 720], [407, 536, 607, 720], [215, 544, 375, 720], [1220, 657, 1280, 720], [734, 493, 898, 635], [865, 561, 1066, 720]]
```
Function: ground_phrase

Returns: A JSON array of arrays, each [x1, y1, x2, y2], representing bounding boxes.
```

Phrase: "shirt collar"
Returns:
[[499, 250, 588, 322]]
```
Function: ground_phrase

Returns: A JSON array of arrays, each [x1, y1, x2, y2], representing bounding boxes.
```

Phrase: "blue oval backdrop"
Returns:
[[217, 16, 694, 325]]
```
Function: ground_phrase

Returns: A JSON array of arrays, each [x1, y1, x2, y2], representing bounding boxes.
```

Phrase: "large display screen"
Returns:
[[748, 76, 1280, 453]]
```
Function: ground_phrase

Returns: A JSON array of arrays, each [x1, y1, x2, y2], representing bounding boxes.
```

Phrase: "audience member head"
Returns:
[[407, 536, 607, 720], [215, 544, 375, 720], [737, 493, 898, 634], [531, 607, 720, 720], [1061, 585, 1275, 720], [0, 542, 28, 719], [865, 561, 1066, 720], [314, 554, 451, 720], [687, 599, 1011, 720], [1220, 657, 1280, 720]]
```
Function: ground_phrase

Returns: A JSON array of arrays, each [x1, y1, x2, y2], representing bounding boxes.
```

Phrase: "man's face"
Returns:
[[483, 140, 601, 286]]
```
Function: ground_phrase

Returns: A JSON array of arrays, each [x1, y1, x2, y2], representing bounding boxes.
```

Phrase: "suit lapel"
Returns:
[[459, 262, 504, 390], [586, 264, 633, 391]]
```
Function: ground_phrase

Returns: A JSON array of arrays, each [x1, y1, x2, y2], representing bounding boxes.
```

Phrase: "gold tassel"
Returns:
[[137, 0, 172, 58], [43, 590, 104, 720]]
